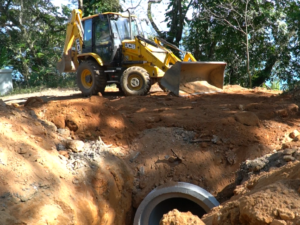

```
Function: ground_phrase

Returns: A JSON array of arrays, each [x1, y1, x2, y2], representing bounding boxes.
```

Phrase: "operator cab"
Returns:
[[81, 13, 144, 66]]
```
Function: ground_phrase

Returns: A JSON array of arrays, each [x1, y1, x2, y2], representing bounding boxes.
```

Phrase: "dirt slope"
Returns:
[[202, 161, 300, 225], [0, 85, 299, 224], [0, 101, 133, 225]]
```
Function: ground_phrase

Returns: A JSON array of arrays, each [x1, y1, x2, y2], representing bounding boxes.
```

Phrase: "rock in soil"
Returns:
[[57, 128, 71, 137], [68, 140, 84, 153], [282, 148, 297, 155], [289, 130, 299, 139], [283, 155, 295, 162], [271, 219, 287, 225], [234, 112, 259, 126]]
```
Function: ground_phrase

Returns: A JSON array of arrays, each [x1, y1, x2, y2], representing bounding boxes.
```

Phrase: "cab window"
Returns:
[[83, 19, 92, 47]]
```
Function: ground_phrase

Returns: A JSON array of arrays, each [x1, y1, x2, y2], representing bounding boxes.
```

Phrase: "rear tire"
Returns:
[[120, 66, 151, 96], [76, 60, 107, 96]]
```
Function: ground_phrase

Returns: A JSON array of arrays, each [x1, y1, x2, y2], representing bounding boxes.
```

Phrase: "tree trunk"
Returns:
[[78, 0, 83, 10], [147, 0, 165, 38], [245, 0, 251, 88], [252, 55, 277, 87]]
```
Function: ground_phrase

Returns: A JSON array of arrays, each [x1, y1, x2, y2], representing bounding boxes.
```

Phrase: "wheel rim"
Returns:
[[81, 69, 93, 89], [128, 73, 143, 91]]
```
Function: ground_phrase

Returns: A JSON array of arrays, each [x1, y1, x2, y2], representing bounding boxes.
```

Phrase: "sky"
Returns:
[[51, 0, 72, 8], [120, 0, 170, 33]]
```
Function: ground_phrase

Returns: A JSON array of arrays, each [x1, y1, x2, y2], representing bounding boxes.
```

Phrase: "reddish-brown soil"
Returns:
[[1, 84, 300, 224], [160, 209, 205, 225], [202, 161, 300, 225]]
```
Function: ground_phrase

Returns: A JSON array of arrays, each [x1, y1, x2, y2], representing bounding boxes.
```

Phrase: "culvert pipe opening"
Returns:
[[134, 182, 219, 225]]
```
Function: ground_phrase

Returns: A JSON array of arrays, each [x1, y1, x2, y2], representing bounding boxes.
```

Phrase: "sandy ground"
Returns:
[[0, 84, 300, 224]]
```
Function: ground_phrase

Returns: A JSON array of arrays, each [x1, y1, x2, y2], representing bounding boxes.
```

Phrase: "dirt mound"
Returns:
[[27, 96, 137, 147], [1, 85, 300, 224], [223, 85, 249, 92], [160, 209, 205, 225], [179, 81, 223, 97], [237, 147, 300, 184], [0, 102, 133, 225], [202, 161, 300, 225]]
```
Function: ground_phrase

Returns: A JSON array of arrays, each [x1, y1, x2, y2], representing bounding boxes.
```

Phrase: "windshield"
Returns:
[[110, 17, 139, 41]]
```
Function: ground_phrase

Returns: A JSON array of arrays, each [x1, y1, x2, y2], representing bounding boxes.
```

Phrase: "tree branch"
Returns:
[[147, 0, 165, 37]]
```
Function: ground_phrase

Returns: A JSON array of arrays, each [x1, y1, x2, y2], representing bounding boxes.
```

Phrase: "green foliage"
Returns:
[[282, 80, 300, 92], [83, 0, 121, 16], [181, 0, 300, 88], [263, 79, 280, 90], [0, 0, 73, 89], [0, 86, 46, 97], [271, 80, 280, 91], [0, 45, 11, 69], [164, 0, 192, 46]]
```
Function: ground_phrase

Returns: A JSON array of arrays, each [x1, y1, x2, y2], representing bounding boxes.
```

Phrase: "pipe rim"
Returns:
[[133, 182, 219, 225]]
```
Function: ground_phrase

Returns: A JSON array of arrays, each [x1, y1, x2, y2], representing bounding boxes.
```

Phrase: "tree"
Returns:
[[0, 0, 69, 86], [147, 0, 193, 46], [183, 0, 300, 88], [200, 0, 254, 87], [82, 0, 121, 16], [78, 0, 83, 10]]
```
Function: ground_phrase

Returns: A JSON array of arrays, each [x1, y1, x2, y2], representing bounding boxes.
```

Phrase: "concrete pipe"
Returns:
[[133, 182, 219, 225]]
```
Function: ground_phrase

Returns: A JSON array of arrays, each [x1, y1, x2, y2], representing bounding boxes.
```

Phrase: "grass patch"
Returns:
[[0, 73, 77, 97]]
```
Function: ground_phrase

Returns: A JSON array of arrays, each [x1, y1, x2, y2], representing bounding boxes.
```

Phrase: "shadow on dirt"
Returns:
[[4, 88, 300, 224]]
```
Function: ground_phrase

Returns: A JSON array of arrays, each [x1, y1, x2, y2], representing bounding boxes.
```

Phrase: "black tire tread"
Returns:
[[76, 60, 107, 96], [120, 66, 151, 96]]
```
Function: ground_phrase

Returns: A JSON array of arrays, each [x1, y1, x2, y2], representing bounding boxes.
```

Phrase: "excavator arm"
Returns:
[[57, 9, 84, 73]]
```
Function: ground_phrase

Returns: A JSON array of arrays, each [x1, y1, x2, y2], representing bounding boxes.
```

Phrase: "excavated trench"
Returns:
[[0, 86, 300, 225]]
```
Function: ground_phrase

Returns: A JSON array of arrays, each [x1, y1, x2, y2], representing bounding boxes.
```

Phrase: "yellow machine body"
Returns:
[[57, 9, 226, 96]]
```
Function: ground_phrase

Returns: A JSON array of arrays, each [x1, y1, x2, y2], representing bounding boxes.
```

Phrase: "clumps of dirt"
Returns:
[[202, 162, 300, 225], [223, 85, 249, 92], [0, 100, 133, 225], [24, 96, 44, 107], [57, 136, 126, 171], [27, 96, 137, 147], [2, 85, 300, 224], [237, 146, 300, 184], [128, 126, 243, 208], [128, 122, 300, 207], [160, 209, 205, 225]]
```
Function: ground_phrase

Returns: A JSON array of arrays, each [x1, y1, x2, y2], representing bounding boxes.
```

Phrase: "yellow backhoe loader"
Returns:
[[57, 9, 226, 97]]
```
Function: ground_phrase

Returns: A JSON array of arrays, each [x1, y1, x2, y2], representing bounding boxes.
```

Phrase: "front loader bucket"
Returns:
[[160, 61, 226, 97]]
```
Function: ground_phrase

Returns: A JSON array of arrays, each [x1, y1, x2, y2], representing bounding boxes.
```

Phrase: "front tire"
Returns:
[[120, 66, 151, 96], [76, 60, 107, 96]]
